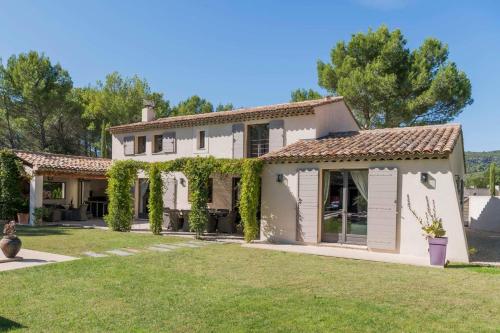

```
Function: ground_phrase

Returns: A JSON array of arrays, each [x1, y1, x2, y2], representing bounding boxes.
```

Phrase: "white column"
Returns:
[[29, 175, 43, 225]]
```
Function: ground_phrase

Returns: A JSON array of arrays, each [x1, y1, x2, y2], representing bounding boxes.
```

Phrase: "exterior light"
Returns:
[[277, 174, 283, 183], [420, 173, 428, 183]]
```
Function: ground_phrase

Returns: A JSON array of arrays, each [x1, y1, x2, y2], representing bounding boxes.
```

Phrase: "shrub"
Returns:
[[239, 159, 263, 242], [0, 150, 25, 220], [147, 163, 163, 235], [105, 160, 145, 231], [489, 163, 496, 196]]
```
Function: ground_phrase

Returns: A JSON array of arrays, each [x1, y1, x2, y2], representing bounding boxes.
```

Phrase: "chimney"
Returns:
[[142, 100, 156, 122]]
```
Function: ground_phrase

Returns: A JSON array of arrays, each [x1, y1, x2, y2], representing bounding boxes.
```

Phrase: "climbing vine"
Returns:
[[147, 163, 164, 235], [0, 149, 25, 220], [239, 159, 264, 242], [105, 156, 264, 241], [104, 160, 145, 231]]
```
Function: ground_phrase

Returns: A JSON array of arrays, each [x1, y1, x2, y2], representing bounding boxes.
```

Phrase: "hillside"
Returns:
[[465, 151, 500, 173]]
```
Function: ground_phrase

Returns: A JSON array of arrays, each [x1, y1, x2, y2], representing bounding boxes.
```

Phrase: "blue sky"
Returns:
[[0, 0, 499, 151]]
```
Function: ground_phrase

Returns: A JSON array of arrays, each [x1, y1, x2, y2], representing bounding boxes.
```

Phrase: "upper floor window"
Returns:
[[136, 136, 146, 154], [247, 123, 269, 157], [153, 135, 163, 153], [198, 130, 206, 150]]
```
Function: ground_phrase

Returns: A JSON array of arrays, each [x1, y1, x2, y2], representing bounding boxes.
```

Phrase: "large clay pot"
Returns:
[[17, 213, 30, 225], [428, 237, 448, 266], [0, 236, 22, 258]]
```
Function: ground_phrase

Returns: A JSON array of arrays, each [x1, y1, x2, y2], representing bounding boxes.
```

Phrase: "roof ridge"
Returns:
[[13, 149, 112, 161], [108, 96, 344, 133], [358, 123, 461, 133]]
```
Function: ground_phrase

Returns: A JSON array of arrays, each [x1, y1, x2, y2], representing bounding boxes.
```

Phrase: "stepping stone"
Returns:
[[124, 248, 142, 253], [148, 246, 172, 252], [105, 249, 135, 256], [153, 244, 180, 250], [83, 251, 108, 258], [175, 243, 201, 248]]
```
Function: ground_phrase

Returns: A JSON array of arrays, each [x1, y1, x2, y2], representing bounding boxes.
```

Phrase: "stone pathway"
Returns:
[[82, 240, 211, 258], [1, 249, 77, 272]]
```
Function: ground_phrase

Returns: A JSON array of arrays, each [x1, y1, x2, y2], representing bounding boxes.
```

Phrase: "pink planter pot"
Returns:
[[428, 237, 448, 266]]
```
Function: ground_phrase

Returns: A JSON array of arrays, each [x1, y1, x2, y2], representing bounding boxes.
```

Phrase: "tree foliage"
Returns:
[[317, 25, 472, 128], [147, 163, 164, 235], [0, 149, 25, 220], [489, 163, 496, 196], [0, 51, 73, 151], [0, 52, 233, 157], [290, 88, 323, 102], [104, 160, 145, 231]]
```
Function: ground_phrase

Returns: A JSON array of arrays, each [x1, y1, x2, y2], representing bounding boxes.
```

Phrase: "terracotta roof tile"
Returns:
[[14, 150, 112, 176], [108, 96, 344, 134], [261, 124, 462, 163]]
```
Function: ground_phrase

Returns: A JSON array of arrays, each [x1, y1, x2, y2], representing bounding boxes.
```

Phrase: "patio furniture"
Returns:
[[168, 209, 183, 231], [69, 204, 89, 221], [181, 210, 191, 232], [206, 212, 217, 233], [44, 207, 62, 222], [217, 211, 237, 233]]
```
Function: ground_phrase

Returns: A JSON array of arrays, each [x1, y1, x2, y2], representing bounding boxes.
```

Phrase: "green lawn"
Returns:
[[1, 227, 499, 332]]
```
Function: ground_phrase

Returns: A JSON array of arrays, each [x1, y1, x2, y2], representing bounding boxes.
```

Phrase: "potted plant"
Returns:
[[0, 221, 22, 258], [407, 195, 448, 266], [17, 199, 30, 225], [33, 207, 46, 226]]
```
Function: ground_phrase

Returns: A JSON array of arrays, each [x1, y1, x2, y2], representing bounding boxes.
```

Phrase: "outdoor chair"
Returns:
[[181, 210, 191, 232], [217, 211, 237, 233], [168, 209, 182, 231], [70, 203, 88, 221], [45, 207, 62, 222], [206, 212, 218, 233]]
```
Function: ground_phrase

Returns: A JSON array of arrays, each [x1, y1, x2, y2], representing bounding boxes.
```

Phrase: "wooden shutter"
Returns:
[[163, 132, 176, 153], [124, 136, 134, 155], [297, 168, 319, 243], [163, 177, 177, 209], [269, 119, 284, 152], [232, 123, 244, 158], [367, 168, 398, 250]]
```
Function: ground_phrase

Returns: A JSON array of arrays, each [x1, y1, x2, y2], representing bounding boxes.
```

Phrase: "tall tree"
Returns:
[[290, 88, 323, 102], [317, 25, 472, 128], [78, 72, 169, 156], [0, 52, 73, 151], [215, 103, 234, 112], [170, 95, 213, 116]]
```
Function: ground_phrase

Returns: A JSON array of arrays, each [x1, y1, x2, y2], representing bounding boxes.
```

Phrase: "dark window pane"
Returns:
[[153, 135, 163, 153], [137, 136, 146, 154], [247, 123, 269, 157], [199, 131, 206, 149]]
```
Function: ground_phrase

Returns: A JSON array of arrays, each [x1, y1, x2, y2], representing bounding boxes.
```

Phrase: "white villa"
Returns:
[[15, 96, 469, 263]]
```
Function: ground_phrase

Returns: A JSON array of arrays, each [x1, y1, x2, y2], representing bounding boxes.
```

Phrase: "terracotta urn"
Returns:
[[0, 236, 22, 258]]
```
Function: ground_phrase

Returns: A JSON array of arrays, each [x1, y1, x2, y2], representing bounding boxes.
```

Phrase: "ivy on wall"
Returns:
[[104, 160, 145, 231], [0, 149, 25, 220], [105, 156, 264, 241], [147, 163, 164, 235], [239, 159, 264, 242]]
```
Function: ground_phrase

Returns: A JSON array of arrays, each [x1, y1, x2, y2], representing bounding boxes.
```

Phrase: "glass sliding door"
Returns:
[[322, 170, 368, 245], [138, 178, 150, 219]]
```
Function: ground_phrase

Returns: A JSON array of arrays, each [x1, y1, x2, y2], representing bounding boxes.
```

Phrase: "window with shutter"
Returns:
[[162, 132, 176, 153], [124, 136, 134, 156]]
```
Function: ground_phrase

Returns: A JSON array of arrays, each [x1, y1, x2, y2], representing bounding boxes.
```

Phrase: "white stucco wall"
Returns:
[[314, 102, 360, 137], [260, 157, 469, 263], [110, 100, 359, 162], [469, 196, 500, 232]]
